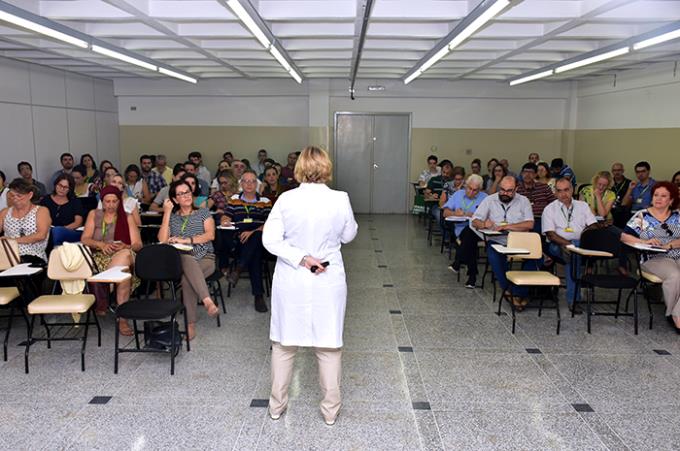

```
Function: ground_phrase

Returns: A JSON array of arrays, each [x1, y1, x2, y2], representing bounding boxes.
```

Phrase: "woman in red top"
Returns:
[[262, 166, 287, 205]]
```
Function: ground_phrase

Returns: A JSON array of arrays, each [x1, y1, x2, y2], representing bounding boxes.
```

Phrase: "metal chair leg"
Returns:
[[93, 311, 102, 347], [3, 306, 14, 361], [183, 308, 191, 352], [587, 288, 593, 334], [114, 315, 120, 374], [41, 315, 51, 349], [553, 288, 561, 335], [81, 310, 90, 372], [170, 314, 176, 376], [133, 320, 140, 349]]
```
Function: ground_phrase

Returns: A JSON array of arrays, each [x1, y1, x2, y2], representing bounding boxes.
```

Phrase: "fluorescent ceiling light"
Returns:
[[227, 0, 270, 48], [509, 69, 554, 86], [159, 67, 197, 84], [554, 46, 629, 74], [0, 10, 88, 48], [289, 69, 302, 84], [633, 28, 680, 50], [419, 46, 450, 73], [269, 46, 291, 72], [448, 0, 510, 50], [404, 70, 421, 85], [92, 44, 157, 71]]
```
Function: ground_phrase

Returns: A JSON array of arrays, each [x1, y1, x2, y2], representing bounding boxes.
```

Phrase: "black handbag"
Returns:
[[143, 321, 182, 356]]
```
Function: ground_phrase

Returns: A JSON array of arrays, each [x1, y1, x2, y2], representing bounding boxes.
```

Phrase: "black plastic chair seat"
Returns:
[[206, 270, 223, 283], [582, 274, 637, 289], [116, 299, 183, 320]]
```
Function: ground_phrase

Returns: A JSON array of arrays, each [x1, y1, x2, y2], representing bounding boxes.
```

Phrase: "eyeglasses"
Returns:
[[242, 179, 257, 184], [175, 190, 192, 197], [498, 188, 515, 194], [56, 184, 70, 190]]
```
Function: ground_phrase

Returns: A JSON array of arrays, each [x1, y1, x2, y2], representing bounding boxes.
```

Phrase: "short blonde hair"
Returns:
[[466, 174, 483, 188], [591, 171, 612, 189], [294, 146, 332, 184]]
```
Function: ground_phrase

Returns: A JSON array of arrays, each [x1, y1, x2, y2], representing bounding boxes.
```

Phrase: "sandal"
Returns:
[[511, 297, 525, 312], [187, 323, 196, 341], [203, 299, 219, 317], [118, 319, 134, 336]]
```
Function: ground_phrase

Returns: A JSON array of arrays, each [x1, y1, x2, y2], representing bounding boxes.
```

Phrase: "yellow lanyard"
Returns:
[[102, 218, 115, 238], [560, 205, 574, 228], [180, 215, 190, 234]]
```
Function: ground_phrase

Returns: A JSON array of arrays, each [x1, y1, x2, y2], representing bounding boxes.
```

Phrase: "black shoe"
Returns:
[[228, 267, 241, 287], [254, 295, 268, 313], [448, 263, 460, 274], [465, 276, 476, 289], [569, 305, 583, 315]]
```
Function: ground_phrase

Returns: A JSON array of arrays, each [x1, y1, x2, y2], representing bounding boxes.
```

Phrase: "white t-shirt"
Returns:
[[542, 199, 597, 242]]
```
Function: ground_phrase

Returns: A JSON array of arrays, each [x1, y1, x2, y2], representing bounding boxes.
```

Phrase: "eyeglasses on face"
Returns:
[[175, 190, 192, 197], [242, 179, 257, 184], [56, 184, 70, 190], [498, 188, 515, 194]]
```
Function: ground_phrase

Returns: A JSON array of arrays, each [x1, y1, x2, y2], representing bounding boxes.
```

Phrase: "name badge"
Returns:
[[499, 221, 508, 226], [636, 198, 642, 204], [243, 218, 253, 224], [564, 227, 574, 233]]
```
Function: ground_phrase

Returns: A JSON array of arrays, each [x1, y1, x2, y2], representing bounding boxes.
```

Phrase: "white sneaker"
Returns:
[[269, 408, 285, 420]]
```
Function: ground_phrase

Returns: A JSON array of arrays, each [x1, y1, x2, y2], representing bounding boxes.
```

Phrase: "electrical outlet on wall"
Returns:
[[130, 106, 137, 111]]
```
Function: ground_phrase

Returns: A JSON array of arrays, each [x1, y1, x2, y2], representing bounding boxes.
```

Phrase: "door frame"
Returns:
[[333, 111, 412, 214]]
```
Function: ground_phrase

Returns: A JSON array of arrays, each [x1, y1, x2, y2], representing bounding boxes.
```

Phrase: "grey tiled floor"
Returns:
[[1, 214, 678, 450]]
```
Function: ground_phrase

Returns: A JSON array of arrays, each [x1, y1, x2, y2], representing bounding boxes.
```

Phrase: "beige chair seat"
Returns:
[[0, 287, 20, 306], [28, 294, 95, 315], [507, 271, 560, 286], [641, 270, 663, 284]]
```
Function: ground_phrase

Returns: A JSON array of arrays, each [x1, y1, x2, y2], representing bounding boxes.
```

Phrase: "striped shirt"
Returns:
[[225, 193, 271, 231], [516, 181, 555, 217], [169, 208, 213, 259]]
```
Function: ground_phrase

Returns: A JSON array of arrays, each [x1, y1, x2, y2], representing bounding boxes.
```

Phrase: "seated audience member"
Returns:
[[81, 186, 142, 323], [444, 174, 487, 278], [471, 176, 534, 307], [100, 174, 142, 227], [425, 160, 453, 224], [536, 162, 556, 192], [153, 154, 173, 185], [188, 151, 211, 184], [470, 158, 482, 176], [223, 151, 234, 165], [542, 178, 598, 313], [499, 159, 517, 179], [262, 166, 286, 205], [486, 162, 507, 195], [242, 158, 252, 170], [80, 153, 99, 184], [149, 165, 186, 212], [210, 160, 232, 192], [610, 162, 632, 228], [71, 165, 94, 198], [92, 160, 114, 193], [516, 162, 555, 231], [40, 174, 84, 246], [158, 180, 220, 340], [621, 181, 680, 331], [418, 155, 441, 187], [209, 171, 238, 213], [124, 164, 151, 205], [0, 179, 51, 262], [100, 166, 119, 190], [255, 149, 268, 176], [183, 161, 211, 196], [182, 174, 208, 209], [50, 152, 75, 187], [17, 161, 47, 198], [221, 170, 272, 313], [580, 171, 616, 223], [550, 158, 576, 187], [528, 153, 540, 164], [232, 159, 263, 193], [623, 161, 656, 214], [440, 166, 466, 206], [0, 171, 7, 210], [673, 171, 680, 193], [140, 154, 166, 199], [483, 158, 499, 191], [280, 152, 298, 188]]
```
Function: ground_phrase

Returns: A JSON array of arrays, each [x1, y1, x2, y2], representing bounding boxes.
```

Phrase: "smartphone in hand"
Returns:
[[310, 262, 330, 273]]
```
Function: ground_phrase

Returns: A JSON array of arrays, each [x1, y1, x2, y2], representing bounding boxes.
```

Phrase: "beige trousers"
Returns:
[[180, 254, 215, 323], [642, 257, 680, 317], [269, 342, 342, 421]]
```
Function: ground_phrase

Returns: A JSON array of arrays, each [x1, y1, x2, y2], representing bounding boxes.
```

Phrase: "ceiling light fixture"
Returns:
[[633, 27, 680, 50], [554, 46, 630, 74], [508, 69, 554, 86], [92, 44, 157, 72], [158, 67, 197, 84], [269, 46, 291, 72], [226, 0, 270, 48], [404, 0, 510, 85], [0, 9, 88, 48]]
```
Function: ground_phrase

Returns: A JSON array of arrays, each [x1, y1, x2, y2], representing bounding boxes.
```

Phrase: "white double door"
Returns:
[[334, 113, 410, 214]]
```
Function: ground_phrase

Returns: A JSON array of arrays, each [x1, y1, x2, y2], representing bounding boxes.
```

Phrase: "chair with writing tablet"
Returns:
[[0, 239, 31, 362]]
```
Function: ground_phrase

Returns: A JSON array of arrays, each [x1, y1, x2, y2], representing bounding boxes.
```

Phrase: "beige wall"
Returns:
[[573, 129, 680, 183]]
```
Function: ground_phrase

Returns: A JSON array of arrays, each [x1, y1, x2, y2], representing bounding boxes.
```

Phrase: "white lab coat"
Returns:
[[262, 183, 358, 348]]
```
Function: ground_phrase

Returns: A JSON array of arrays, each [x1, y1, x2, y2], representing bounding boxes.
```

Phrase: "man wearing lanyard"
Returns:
[[542, 178, 598, 314], [443, 174, 487, 286], [623, 161, 655, 214], [516, 162, 555, 233], [470, 176, 534, 304], [610, 162, 632, 228]]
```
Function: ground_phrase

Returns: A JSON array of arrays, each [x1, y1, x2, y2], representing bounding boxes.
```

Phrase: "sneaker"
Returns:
[[448, 263, 460, 273], [464, 276, 476, 289]]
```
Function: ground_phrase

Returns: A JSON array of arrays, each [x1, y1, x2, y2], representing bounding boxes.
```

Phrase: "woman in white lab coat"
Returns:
[[262, 146, 358, 426]]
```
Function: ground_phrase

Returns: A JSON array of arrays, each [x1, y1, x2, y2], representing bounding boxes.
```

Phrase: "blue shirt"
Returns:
[[559, 165, 576, 187], [630, 178, 655, 212], [443, 190, 488, 236]]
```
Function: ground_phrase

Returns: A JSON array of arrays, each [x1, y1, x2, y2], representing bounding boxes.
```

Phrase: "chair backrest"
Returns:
[[47, 245, 93, 281], [580, 226, 621, 257], [135, 244, 182, 281], [507, 232, 543, 260], [0, 239, 20, 270]]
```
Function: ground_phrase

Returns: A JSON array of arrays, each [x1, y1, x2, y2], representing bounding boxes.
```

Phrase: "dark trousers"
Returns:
[[236, 231, 264, 296], [457, 227, 481, 275]]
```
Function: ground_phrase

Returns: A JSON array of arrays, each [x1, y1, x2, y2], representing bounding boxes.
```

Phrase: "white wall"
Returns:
[[0, 57, 119, 186]]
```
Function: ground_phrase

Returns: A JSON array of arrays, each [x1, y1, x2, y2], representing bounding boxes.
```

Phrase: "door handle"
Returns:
[[373, 163, 379, 169]]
